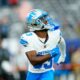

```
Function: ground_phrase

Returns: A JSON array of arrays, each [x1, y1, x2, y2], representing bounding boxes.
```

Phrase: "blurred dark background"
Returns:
[[0, 0, 80, 80]]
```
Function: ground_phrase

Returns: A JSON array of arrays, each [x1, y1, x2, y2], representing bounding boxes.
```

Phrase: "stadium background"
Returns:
[[0, 0, 80, 80]]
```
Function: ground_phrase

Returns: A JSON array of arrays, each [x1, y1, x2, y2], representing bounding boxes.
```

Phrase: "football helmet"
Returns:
[[26, 9, 50, 31]]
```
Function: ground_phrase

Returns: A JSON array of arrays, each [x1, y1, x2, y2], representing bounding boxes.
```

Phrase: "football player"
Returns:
[[20, 9, 66, 80]]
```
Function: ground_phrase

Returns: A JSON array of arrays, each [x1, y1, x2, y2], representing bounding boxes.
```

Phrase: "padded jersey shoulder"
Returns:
[[49, 29, 61, 36], [20, 32, 34, 47]]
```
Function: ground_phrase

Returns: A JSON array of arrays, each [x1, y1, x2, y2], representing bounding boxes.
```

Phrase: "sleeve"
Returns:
[[57, 36, 66, 64], [58, 37, 66, 54], [20, 34, 35, 52]]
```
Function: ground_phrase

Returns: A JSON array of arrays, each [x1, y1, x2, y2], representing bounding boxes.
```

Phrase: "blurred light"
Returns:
[[18, 1, 33, 21]]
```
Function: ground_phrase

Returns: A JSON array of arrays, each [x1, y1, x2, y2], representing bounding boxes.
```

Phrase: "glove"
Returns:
[[49, 47, 59, 57], [57, 55, 66, 64]]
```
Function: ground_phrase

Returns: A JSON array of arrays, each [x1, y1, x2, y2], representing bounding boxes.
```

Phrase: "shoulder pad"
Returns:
[[26, 32, 33, 36], [20, 33, 29, 47], [50, 22, 60, 31], [47, 17, 60, 30], [55, 29, 61, 35], [50, 29, 61, 36], [53, 22, 60, 30], [20, 32, 33, 47]]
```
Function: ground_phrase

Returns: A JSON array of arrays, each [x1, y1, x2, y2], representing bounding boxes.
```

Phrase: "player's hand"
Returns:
[[49, 47, 59, 57], [57, 55, 66, 64]]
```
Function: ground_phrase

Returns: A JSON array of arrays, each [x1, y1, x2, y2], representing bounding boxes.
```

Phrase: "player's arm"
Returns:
[[26, 51, 51, 66], [58, 36, 66, 57], [26, 48, 58, 66], [57, 36, 66, 64]]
